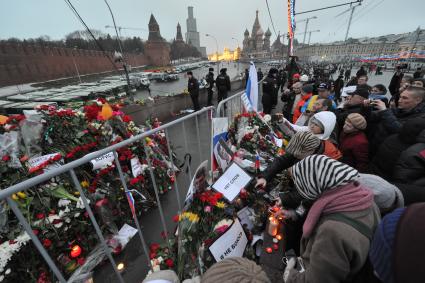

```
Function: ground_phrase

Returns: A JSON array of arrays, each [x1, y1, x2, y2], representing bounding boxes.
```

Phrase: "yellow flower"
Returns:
[[180, 212, 200, 223], [215, 202, 226, 209], [81, 181, 89, 188]]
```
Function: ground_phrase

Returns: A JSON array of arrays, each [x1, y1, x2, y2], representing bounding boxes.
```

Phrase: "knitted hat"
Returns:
[[201, 257, 270, 283], [142, 270, 179, 283], [369, 207, 405, 283], [291, 155, 359, 200], [358, 173, 404, 210], [286, 131, 321, 160], [347, 113, 367, 130], [209, 67, 214, 72]]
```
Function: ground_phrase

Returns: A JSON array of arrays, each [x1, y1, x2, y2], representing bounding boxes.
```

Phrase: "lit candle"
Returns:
[[117, 262, 125, 272], [276, 234, 283, 241], [265, 247, 273, 254], [268, 215, 279, 236], [70, 245, 82, 258]]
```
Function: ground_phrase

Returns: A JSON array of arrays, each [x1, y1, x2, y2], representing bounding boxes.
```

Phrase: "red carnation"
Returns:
[[77, 257, 86, 266], [33, 229, 40, 236], [36, 213, 45, 219], [122, 115, 132, 123], [172, 214, 179, 223], [149, 252, 157, 259], [150, 243, 160, 253], [165, 258, 174, 268], [1, 155, 10, 162], [43, 239, 52, 248]]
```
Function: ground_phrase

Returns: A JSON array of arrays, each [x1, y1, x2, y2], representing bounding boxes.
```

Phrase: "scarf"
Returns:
[[292, 155, 359, 200], [303, 182, 374, 238]]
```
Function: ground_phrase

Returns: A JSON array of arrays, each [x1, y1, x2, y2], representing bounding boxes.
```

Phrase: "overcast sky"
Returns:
[[0, 0, 422, 54]]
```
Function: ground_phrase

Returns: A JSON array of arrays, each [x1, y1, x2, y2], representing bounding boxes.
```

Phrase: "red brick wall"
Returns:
[[0, 43, 150, 87]]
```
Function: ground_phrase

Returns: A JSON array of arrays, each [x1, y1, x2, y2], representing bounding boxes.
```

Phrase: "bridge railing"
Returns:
[[0, 106, 214, 283]]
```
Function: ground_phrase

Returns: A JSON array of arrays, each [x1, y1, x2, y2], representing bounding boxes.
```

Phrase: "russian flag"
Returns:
[[255, 151, 260, 171], [242, 62, 258, 112], [126, 191, 136, 219]]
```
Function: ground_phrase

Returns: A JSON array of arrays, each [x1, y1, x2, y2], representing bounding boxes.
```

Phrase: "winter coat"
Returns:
[[215, 73, 231, 93], [292, 93, 313, 123], [262, 75, 279, 106], [388, 72, 403, 97], [323, 140, 342, 160], [340, 131, 369, 172], [187, 77, 199, 96], [393, 129, 425, 186], [206, 71, 215, 90], [262, 153, 297, 182], [368, 134, 411, 181], [368, 103, 425, 153], [287, 205, 380, 283], [281, 91, 297, 119]]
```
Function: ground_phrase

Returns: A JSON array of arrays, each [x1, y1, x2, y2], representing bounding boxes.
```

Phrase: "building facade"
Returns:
[[208, 47, 241, 61], [144, 14, 171, 66], [185, 6, 207, 57], [295, 28, 425, 62], [241, 11, 286, 60]]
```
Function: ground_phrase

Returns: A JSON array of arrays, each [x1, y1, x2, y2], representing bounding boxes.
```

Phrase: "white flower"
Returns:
[[0, 275, 4, 282], [263, 114, 272, 123], [58, 199, 71, 207], [76, 197, 89, 209], [157, 256, 164, 264], [74, 212, 81, 218], [58, 206, 70, 217], [4, 269, 10, 275]]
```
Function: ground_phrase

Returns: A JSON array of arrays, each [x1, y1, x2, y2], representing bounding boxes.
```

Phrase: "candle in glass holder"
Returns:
[[276, 234, 283, 241], [268, 215, 279, 236]]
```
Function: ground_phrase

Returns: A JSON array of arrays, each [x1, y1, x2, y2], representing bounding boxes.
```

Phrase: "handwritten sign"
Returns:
[[209, 218, 248, 262], [212, 163, 252, 202], [90, 152, 114, 170], [131, 157, 143, 177]]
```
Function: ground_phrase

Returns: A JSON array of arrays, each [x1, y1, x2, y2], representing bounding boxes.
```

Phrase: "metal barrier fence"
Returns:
[[0, 106, 214, 283], [216, 78, 264, 122]]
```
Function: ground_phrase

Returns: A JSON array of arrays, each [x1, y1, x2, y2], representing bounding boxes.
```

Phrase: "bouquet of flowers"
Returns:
[[0, 99, 177, 282]]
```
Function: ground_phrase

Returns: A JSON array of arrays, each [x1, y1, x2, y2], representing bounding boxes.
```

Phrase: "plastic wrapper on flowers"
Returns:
[[0, 99, 178, 282]]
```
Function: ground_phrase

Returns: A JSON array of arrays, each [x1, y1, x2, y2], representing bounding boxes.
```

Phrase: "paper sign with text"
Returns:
[[212, 163, 252, 202], [131, 157, 143, 177], [209, 218, 248, 262], [28, 153, 62, 172], [90, 152, 114, 170]]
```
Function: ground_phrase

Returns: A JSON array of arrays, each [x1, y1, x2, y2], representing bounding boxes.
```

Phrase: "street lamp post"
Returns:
[[231, 37, 240, 74], [72, 47, 82, 84], [206, 34, 220, 76], [104, 0, 133, 101]]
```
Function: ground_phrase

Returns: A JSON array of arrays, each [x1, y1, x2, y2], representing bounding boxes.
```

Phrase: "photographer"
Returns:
[[368, 86, 425, 153]]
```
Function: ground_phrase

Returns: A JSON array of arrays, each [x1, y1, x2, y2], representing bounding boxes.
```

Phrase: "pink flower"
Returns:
[[204, 206, 212, 213], [215, 225, 229, 234]]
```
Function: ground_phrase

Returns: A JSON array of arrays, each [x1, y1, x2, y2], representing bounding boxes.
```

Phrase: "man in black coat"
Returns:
[[336, 87, 372, 132], [216, 68, 231, 105], [187, 71, 200, 111], [356, 66, 367, 77], [257, 68, 264, 81], [368, 86, 425, 154], [205, 68, 215, 106], [261, 68, 279, 114]]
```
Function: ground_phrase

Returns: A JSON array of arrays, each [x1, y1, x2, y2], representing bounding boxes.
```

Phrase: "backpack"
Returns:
[[326, 213, 380, 283]]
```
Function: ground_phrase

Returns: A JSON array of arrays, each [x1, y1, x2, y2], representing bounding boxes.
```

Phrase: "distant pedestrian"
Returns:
[[244, 68, 249, 86], [344, 68, 351, 81], [216, 68, 231, 106], [187, 71, 200, 111], [262, 68, 279, 114], [206, 67, 215, 106], [413, 67, 423, 79], [356, 66, 367, 77], [257, 68, 264, 81]]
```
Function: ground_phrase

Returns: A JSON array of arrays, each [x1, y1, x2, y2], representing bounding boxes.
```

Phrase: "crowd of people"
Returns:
[[177, 60, 425, 283], [256, 59, 425, 282]]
